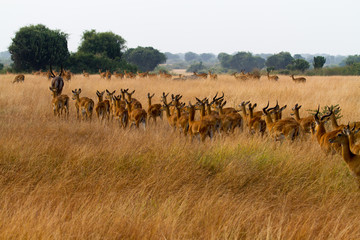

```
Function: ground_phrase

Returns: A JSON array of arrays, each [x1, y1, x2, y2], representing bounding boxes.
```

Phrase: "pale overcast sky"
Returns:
[[1, 0, 359, 55]]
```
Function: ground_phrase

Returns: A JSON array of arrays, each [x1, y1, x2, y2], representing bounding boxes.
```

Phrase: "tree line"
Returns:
[[7, 24, 166, 73]]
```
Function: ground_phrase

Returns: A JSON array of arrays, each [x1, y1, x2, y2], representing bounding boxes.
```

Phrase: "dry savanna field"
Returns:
[[2, 73, 360, 239]]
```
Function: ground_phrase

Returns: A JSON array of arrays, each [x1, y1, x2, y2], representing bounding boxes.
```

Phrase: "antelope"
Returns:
[[113, 95, 129, 128], [50, 65, 64, 96], [193, 72, 208, 79], [215, 101, 235, 133], [231, 72, 248, 81], [105, 70, 112, 80], [196, 98, 221, 134], [124, 89, 142, 109], [291, 104, 315, 133], [105, 89, 116, 118], [13, 74, 25, 83], [161, 101, 178, 129], [71, 88, 94, 121], [83, 70, 90, 77], [95, 90, 110, 122], [147, 73, 158, 79], [313, 106, 341, 154], [113, 71, 124, 79], [124, 70, 136, 79], [33, 70, 42, 75], [49, 87, 69, 119], [175, 102, 190, 135], [267, 72, 279, 81], [290, 74, 306, 83], [208, 71, 218, 80], [211, 92, 238, 114], [159, 71, 172, 79], [99, 69, 106, 79], [188, 102, 213, 142], [137, 71, 148, 78], [63, 69, 72, 81], [147, 93, 163, 124], [248, 103, 266, 136], [329, 128, 360, 188], [125, 99, 147, 129]]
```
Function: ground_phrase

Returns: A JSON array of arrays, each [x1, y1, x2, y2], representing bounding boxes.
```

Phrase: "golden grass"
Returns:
[[1, 74, 360, 239]]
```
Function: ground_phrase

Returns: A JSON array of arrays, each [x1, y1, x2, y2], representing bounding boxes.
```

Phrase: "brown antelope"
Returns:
[[83, 70, 90, 77], [33, 69, 42, 75], [124, 70, 136, 79], [99, 69, 106, 79], [211, 92, 238, 114], [231, 72, 248, 81], [124, 89, 142, 109], [267, 72, 279, 81], [137, 71, 149, 78], [313, 107, 341, 154], [175, 103, 189, 136], [188, 102, 213, 142], [208, 71, 218, 80], [162, 101, 178, 129], [147, 72, 158, 79], [113, 71, 124, 79], [291, 103, 314, 133], [63, 69, 71, 81], [329, 128, 360, 188], [72, 89, 94, 121], [113, 95, 129, 128], [105, 70, 112, 80], [147, 93, 162, 124], [50, 65, 64, 96], [193, 72, 208, 79], [49, 87, 69, 118], [125, 99, 147, 129], [290, 74, 306, 83], [159, 71, 172, 79], [196, 98, 221, 134], [248, 103, 266, 135], [95, 90, 110, 122], [105, 89, 116, 118], [13, 74, 25, 83]]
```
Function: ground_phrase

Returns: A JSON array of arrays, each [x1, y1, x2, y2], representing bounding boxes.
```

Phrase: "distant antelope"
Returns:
[[208, 71, 218, 80], [193, 72, 207, 79], [125, 99, 147, 129], [49, 87, 69, 118], [147, 93, 162, 124], [99, 69, 106, 79], [291, 74, 306, 83], [105, 70, 112, 80], [113, 95, 128, 128], [83, 70, 90, 77], [49, 65, 64, 96], [188, 102, 213, 142], [267, 72, 279, 81], [95, 90, 110, 122], [231, 72, 248, 81], [113, 71, 124, 79], [72, 88, 94, 121], [13, 74, 25, 83]]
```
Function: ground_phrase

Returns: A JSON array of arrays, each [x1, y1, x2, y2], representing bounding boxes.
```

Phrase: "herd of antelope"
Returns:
[[44, 66, 360, 187]]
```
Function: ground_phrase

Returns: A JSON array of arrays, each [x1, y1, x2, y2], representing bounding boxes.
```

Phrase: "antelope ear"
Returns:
[[112, 90, 116, 94], [106, 89, 110, 94], [78, 88, 82, 93], [254, 103, 257, 108]]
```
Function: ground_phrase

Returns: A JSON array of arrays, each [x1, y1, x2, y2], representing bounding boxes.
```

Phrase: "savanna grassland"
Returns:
[[1, 73, 360, 239]]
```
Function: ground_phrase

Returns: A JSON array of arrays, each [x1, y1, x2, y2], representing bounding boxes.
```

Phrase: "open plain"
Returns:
[[1, 73, 360, 239]]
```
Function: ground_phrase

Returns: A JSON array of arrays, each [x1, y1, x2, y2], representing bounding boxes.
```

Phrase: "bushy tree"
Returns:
[[265, 52, 294, 70], [200, 53, 216, 62], [287, 59, 310, 72], [218, 52, 265, 72], [8, 24, 69, 71], [186, 62, 207, 73], [165, 52, 180, 61], [313, 56, 326, 69], [124, 46, 166, 72], [294, 54, 304, 60], [185, 52, 199, 62], [78, 30, 126, 60], [0, 63, 3, 71], [345, 55, 360, 66]]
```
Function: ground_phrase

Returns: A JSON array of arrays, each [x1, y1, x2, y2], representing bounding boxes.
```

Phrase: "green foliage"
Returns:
[[0, 63, 3, 71], [265, 52, 294, 70], [200, 53, 216, 62], [124, 46, 166, 72], [153, 65, 171, 74], [185, 52, 199, 62], [165, 52, 180, 61], [307, 104, 343, 120], [186, 62, 207, 73], [287, 59, 310, 72], [65, 52, 137, 74], [218, 52, 265, 72], [8, 24, 69, 71], [313, 56, 326, 69], [78, 30, 126, 60], [306, 63, 360, 76], [293, 54, 304, 60], [345, 55, 360, 66]]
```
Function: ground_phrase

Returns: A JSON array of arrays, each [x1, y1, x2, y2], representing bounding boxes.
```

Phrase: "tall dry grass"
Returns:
[[1, 74, 360, 239]]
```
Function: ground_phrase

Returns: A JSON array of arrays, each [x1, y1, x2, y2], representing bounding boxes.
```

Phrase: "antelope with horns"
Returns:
[[49, 65, 64, 96], [72, 88, 94, 121]]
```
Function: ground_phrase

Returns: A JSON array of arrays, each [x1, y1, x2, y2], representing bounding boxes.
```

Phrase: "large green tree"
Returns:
[[265, 52, 294, 70], [8, 24, 69, 71], [78, 30, 126, 60], [287, 59, 310, 72], [218, 52, 265, 72], [124, 47, 166, 72], [313, 56, 326, 69], [345, 55, 360, 66], [185, 52, 200, 62]]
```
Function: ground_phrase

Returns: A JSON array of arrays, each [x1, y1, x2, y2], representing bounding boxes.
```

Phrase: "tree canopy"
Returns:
[[218, 52, 265, 72], [344, 55, 360, 66], [287, 59, 310, 72], [124, 47, 166, 72], [78, 30, 126, 60], [8, 24, 69, 71], [313, 56, 326, 69], [265, 52, 294, 70]]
